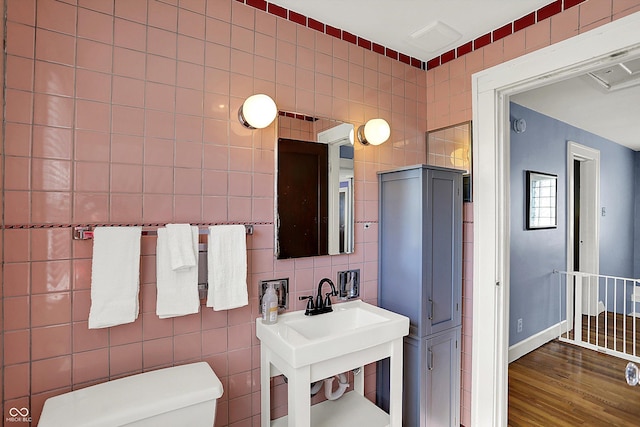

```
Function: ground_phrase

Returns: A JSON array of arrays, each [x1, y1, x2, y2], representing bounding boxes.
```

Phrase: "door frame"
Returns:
[[567, 141, 601, 318], [472, 12, 640, 426]]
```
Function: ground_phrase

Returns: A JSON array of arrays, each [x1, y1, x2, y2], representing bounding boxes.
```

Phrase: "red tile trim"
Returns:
[[399, 53, 410, 65], [426, 57, 440, 70], [473, 32, 492, 50], [246, 0, 267, 11], [386, 48, 398, 60], [457, 41, 473, 57], [372, 43, 385, 55], [267, 3, 287, 19], [279, 111, 317, 121], [308, 18, 324, 32], [343, 31, 357, 44], [440, 49, 456, 64], [358, 37, 372, 50], [563, 0, 585, 9], [326, 24, 341, 39], [411, 57, 422, 69], [514, 12, 536, 32], [492, 23, 512, 41], [289, 10, 306, 26], [537, 0, 562, 21]]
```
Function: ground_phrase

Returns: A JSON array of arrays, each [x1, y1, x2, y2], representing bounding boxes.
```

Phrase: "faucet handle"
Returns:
[[299, 296, 315, 315], [324, 292, 333, 312]]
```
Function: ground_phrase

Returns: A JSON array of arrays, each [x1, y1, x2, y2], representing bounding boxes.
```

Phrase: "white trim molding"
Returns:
[[472, 11, 640, 427], [508, 321, 568, 363]]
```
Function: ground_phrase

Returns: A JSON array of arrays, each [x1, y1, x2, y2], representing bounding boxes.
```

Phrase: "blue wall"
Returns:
[[509, 102, 636, 346]]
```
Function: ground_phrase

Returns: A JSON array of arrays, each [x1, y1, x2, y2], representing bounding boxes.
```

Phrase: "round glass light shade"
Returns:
[[359, 118, 390, 146], [238, 94, 277, 129]]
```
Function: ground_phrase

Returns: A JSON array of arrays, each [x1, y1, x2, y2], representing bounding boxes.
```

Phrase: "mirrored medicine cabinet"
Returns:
[[275, 112, 355, 259]]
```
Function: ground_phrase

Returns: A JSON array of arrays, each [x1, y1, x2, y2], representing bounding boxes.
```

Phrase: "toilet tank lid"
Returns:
[[38, 362, 223, 427]]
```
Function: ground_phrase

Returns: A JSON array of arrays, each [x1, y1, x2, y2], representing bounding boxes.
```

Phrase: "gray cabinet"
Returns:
[[377, 165, 462, 426]]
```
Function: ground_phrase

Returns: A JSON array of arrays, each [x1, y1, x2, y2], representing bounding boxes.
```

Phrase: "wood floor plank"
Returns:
[[509, 340, 640, 426]]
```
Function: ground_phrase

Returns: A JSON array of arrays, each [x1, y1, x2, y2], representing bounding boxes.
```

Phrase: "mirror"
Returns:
[[426, 121, 473, 201], [275, 112, 355, 259]]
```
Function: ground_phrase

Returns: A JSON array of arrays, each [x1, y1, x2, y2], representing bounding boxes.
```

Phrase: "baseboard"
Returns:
[[508, 320, 568, 363]]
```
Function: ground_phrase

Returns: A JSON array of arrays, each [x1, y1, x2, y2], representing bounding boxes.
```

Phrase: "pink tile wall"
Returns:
[[426, 1, 640, 425], [4, 0, 637, 425], [1, 0, 426, 425]]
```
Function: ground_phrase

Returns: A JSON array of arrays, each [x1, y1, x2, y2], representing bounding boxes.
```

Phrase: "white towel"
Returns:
[[165, 223, 197, 270], [207, 225, 248, 311], [156, 226, 200, 318], [88, 227, 142, 329]]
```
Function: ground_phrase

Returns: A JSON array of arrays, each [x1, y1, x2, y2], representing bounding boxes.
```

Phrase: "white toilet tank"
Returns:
[[38, 362, 223, 427]]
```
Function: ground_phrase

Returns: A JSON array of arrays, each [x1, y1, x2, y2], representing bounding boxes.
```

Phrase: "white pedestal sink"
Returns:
[[256, 300, 409, 427]]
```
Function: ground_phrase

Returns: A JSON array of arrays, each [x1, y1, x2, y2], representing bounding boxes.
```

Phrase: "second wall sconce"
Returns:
[[238, 94, 277, 129], [357, 118, 390, 146]]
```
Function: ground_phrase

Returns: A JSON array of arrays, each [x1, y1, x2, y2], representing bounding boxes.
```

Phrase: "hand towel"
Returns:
[[88, 227, 142, 329], [165, 223, 197, 271], [207, 225, 248, 311], [156, 226, 201, 318]]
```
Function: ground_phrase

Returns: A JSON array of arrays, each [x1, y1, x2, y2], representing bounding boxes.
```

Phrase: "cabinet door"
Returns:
[[379, 168, 424, 334], [424, 169, 462, 335], [425, 328, 461, 427]]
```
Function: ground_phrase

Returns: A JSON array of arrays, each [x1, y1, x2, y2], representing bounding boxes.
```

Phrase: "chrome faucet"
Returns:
[[298, 278, 338, 316]]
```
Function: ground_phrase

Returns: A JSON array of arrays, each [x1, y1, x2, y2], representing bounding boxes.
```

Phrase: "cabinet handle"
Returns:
[[428, 298, 433, 320], [428, 348, 434, 371]]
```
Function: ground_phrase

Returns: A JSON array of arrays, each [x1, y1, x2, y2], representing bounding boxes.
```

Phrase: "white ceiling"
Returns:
[[267, 0, 640, 151], [512, 60, 640, 150]]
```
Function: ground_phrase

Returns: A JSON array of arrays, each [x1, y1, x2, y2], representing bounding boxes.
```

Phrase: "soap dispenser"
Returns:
[[262, 282, 279, 325]]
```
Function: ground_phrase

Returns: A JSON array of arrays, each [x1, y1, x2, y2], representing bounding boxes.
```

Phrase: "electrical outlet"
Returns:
[[517, 318, 523, 333]]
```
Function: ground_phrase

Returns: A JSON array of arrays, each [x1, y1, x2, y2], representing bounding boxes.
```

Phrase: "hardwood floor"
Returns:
[[508, 340, 640, 426]]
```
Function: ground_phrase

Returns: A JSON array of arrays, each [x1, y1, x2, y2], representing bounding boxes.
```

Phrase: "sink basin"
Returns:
[[256, 300, 409, 368], [285, 305, 388, 340]]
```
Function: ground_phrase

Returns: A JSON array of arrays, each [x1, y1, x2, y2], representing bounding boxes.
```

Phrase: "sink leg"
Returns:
[[260, 347, 271, 427], [389, 338, 403, 427], [354, 366, 365, 395], [288, 366, 311, 427]]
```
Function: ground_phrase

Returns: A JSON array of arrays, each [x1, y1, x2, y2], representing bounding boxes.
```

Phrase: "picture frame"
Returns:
[[526, 170, 557, 230]]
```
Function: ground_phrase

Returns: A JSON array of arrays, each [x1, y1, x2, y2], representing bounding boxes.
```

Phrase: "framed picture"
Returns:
[[426, 121, 472, 202], [526, 170, 557, 230]]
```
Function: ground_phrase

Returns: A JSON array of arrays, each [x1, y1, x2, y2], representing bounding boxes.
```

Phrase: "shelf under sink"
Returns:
[[270, 392, 389, 427]]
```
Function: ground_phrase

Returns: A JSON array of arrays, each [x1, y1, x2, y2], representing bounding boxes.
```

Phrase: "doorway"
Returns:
[[472, 12, 640, 427], [567, 141, 602, 318]]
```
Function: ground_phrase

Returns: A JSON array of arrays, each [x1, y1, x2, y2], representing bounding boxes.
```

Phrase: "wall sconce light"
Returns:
[[357, 118, 390, 146], [238, 94, 277, 129]]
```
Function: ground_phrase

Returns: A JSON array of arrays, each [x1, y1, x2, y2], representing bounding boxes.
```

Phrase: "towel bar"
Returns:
[[73, 224, 254, 240]]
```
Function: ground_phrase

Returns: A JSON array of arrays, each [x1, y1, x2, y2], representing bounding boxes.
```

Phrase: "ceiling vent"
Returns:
[[586, 57, 640, 92], [406, 21, 462, 54]]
